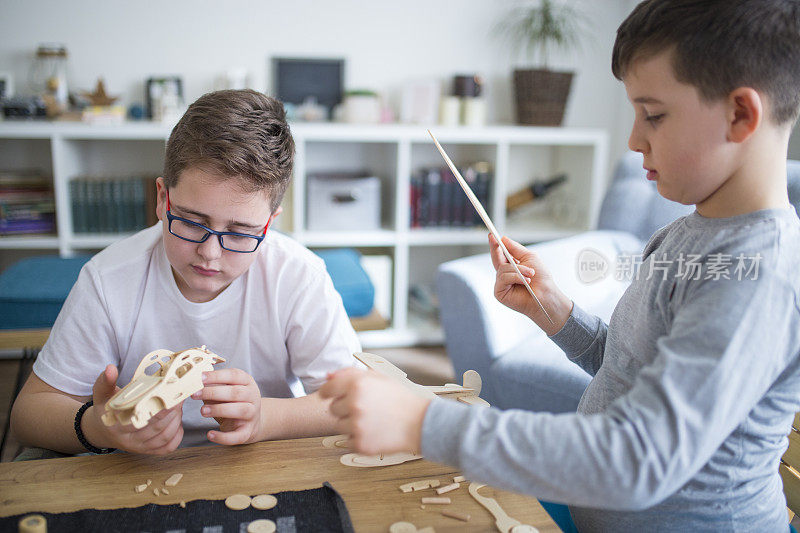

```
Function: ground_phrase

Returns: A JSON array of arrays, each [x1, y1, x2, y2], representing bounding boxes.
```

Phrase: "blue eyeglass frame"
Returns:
[[165, 190, 271, 253]]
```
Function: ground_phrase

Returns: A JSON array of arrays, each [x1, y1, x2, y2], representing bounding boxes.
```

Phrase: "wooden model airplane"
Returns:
[[102, 346, 225, 428], [324, 351, 489, 467]]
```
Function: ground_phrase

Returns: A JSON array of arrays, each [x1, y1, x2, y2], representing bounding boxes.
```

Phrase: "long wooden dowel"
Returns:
[[428, 129, 555, 327]]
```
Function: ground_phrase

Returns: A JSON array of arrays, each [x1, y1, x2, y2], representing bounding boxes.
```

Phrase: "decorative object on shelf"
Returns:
[[452, 74, 487, 126], [506, 173, 567, 213], [340, 90, 381, 124], [215, 67, 250, 90], [439, 95, 460, 127], [29, 43, 69, 115], [146, 76, 184, 122], [272, 57, 344, 119], [307, 171, 381, 231], [296, 96, 328, 122], [494, 0, 587, 126], [81, 78, 118, 106], [1, 96, 47, 119], [400, 80, 440, 124]]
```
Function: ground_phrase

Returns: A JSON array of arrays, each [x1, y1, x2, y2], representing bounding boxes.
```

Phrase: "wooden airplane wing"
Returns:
[[353, 352, 437, 399]]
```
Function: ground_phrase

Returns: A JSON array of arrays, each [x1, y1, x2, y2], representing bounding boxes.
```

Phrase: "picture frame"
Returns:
[[145, 76, 183, 120], [0, 72, 13, 100], [271, 57, 344, 115]]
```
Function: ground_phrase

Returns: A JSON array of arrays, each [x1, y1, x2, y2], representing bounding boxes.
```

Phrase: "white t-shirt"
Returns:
[[33, 223, 361, 446]]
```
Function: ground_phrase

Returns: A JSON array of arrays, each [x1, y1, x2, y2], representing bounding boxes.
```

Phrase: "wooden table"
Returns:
[[0, 436, 559, 532]]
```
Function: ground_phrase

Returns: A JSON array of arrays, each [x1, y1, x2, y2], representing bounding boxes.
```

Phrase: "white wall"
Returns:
[[0, 0, 636, 175]]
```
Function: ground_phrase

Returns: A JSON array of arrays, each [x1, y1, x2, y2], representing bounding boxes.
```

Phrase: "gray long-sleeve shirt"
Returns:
[[421, 207, 800, 532]]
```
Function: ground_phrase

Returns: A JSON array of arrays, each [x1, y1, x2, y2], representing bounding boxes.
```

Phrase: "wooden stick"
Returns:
[[427, 129, 555, 326]]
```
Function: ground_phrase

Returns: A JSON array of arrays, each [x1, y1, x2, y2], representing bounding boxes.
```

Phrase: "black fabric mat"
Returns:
[[1, 482, 354, 533]]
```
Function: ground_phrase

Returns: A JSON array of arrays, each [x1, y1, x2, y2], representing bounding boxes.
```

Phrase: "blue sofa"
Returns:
[[437, 151, 800, 413]]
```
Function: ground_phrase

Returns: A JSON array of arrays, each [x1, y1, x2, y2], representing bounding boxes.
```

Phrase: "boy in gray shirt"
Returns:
[[321, 0, 800, 530]]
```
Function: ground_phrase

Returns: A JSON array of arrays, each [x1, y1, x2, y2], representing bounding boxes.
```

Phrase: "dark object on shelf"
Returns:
[[506, 173, 567, 212], [453, 74, 482, 97], [272, 57, 344, 115], [2, 96, 48, 119], [514, 69, 573, 126], [145, 76, 183, 120]]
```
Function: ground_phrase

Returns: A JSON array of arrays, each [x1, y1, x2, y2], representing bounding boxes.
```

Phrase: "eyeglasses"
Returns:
[[165, 190, 271, 253]]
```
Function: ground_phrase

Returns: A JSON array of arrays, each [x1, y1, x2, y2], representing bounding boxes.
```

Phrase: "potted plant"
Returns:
[[494, 0, 586, 126]]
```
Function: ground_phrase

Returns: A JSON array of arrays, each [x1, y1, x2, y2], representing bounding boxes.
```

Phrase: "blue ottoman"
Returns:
[[0, 255, 91, 330]]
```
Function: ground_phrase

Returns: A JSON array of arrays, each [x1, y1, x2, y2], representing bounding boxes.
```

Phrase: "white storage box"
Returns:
[[307, 175, 381, 231]]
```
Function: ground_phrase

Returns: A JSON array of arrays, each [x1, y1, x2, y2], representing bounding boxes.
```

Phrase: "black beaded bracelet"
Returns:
[[74, 399, 116, 454]]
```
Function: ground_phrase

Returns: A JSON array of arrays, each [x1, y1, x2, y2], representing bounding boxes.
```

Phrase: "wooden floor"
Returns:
[[0, 346, 453, 462]]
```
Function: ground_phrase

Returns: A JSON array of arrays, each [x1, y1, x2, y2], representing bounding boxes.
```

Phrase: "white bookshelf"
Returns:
[[0, 121, 607, 347]]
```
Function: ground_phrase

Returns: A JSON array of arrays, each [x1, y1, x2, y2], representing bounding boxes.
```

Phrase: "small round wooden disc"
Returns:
[[389, 521, 417, 533], [224, 493, 252, 510], [247, 518, 277, 533], [251, 493, 278, 510], [18, 514, 46, 533]]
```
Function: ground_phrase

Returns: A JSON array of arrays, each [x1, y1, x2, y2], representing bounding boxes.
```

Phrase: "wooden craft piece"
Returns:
[[340, 452, 423, 467], [353, 352, 437, 400], [161, 488, 169, 495], [179, 501, 186, 508], [468, 483, 539, 533], [224, 494, 252, 511], [421, 497, 451, 504], [453, 475, 466, 483], [247, 519, 277, 533], [135, 483, 148, 493], [153, 488, 160, 496], [425, 370, 489, 407], [435, 482, 459, 495], [428, 129, 554, 327], [18, 514, 46, 533], [102, 346, 225, 428], [399, 479, 440, 493], [251, 494, 278, 510], [164, 473, 183, 487], [322, 435, 350, 449], [389, 522, 417, 533], [441, 509, 471, 522]]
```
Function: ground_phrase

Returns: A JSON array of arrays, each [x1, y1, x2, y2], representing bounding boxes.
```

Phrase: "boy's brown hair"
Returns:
[[612, 0, 800, 125], [164, 89, 295, 211]]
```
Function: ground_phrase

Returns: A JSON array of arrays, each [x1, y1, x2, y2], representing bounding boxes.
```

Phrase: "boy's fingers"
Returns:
[[319, 368, 362, 400], [201, 402, 254, 420], [201, 368, 251, 386], [208, 427, 250, 445], [93, 364, 120, 400], [488, 234, 507, 269], [194, 385, 250, 402], [328, 397, 351, 419]]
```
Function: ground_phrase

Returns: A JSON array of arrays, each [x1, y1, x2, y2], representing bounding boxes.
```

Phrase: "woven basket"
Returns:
[[513, 69, 574, 126]]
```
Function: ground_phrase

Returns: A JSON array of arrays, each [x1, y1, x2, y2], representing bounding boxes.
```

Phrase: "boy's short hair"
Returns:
[[164, 89, 295, 211], [612, 0, 800, 125]]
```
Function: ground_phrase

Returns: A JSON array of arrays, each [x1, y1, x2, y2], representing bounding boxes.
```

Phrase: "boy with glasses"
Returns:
[[11, 89, 361, 456]]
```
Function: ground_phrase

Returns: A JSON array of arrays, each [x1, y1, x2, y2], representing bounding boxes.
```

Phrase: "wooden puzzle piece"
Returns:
[[251, 494, 277, 510], [247, 518, 276, 533], [102, 346, 225, 428], [399, 479, 440, 493], [468, 483, 539, 533], [340, 452, 423, 467], [224, 494, 251, 510]]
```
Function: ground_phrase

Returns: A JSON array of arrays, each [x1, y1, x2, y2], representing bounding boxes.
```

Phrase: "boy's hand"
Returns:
[[191, 368, 262, 445], [88, 364, 184, 455], [489, 234, 571, 335], [319, 368, 431, 456]]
